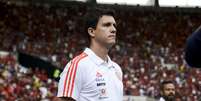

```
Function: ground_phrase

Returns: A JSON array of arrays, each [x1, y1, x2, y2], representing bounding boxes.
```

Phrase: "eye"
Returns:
[[103, 22, 117, 29], [103, 23, 111, 27], [113, 24, 117, 28]]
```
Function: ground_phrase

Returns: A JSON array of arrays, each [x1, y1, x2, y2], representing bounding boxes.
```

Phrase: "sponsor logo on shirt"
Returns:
[[99, 88, 108, 99], [97, 82, 106, 86], [96, 71, 108, 100], [96, 71, 106, 87], [95, 71, 105, 82], [96, 78, 105, 82]]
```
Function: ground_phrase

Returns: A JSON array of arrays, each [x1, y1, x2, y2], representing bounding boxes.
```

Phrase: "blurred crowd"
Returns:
[[0, 1, 201, 101], [0, 54, 58, 101]]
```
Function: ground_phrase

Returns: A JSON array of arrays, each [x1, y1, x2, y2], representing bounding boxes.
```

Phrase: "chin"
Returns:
[[110, 41, 116, 45], [109, 40, 116, 44], [164, 96, 175, 101], [106, 43, 115, 48]]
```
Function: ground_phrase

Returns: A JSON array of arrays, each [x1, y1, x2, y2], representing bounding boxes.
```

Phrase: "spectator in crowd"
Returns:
[[159, 80, 176, 101], [0, 1, 201, 101]]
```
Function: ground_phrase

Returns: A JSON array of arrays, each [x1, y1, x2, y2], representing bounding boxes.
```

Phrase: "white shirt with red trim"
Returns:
[[57, 48, 123, 101]]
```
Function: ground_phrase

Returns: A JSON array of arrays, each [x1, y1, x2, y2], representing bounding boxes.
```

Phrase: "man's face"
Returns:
[[162, 83, 176, 101], [92, 15, 117, 48]]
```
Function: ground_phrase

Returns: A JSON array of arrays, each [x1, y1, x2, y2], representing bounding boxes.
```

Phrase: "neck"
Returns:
[[90, 42, 109, 62]]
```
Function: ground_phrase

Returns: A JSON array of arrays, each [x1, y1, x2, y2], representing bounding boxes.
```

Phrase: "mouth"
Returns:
[[108, 35, 116, 39], [168, 94, 175, 98]]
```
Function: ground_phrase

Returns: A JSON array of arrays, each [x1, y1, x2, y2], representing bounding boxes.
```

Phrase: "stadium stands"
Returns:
[[0, 1, 201, 101]]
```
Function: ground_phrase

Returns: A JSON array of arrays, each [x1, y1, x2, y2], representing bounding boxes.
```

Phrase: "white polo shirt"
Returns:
[[57, 48, 123, 101]]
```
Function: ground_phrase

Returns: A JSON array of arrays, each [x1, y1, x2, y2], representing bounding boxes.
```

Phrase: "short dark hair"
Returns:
[[84, 7, 116, 46], [160, 80, 175, 91]]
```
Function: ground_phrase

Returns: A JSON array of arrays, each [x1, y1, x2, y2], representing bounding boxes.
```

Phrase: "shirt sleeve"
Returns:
[[57, 60, 83, 100], [113, 62, 123, 81]]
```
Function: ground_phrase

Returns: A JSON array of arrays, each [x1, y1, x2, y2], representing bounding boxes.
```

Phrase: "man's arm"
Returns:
[[57, 54, 87, 100]]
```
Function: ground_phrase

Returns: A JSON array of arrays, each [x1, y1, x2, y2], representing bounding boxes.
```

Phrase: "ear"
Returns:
[[88, 27, 95, 37]]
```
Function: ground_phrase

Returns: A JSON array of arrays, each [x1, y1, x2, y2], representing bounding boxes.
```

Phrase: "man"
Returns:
[[185, 25, 201, 68], [159, 80, 176, 101], [57, 7, 123, 101]]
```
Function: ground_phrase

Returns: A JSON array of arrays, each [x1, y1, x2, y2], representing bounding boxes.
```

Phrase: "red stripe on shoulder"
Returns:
[[62, 52, 86, 96], [69, 53, 87, 96], [62, 52, 87, 96]]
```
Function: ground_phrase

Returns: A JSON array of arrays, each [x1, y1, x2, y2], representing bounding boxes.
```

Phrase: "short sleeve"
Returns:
[[57, 60, 84, 100]]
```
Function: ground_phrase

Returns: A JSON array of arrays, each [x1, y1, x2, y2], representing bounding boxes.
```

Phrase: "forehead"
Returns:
[[164, 83, 175, 89], [98, 15, 116, 24]]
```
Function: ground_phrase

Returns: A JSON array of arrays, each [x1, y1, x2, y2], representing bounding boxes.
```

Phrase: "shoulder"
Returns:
[[72, 52, 88, 63], [70, 52, 89, 65], [111, 61, 123, 81], [71, 52, 90, 69], [70, 52, 99, 73], [111, 61, 122, 72], [62, 53, 89, 73]]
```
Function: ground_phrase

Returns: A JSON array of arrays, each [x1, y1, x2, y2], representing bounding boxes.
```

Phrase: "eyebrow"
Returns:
[[102, 22, 117, 27]]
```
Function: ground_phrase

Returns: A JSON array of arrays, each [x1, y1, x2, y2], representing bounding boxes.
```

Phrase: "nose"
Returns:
[[111, 25, 116, 34], [169, 90, 175, 94]]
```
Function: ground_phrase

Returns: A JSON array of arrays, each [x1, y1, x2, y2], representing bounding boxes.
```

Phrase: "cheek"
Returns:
[[164, 91, 169, 94], [99, 28, 109, 34]]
